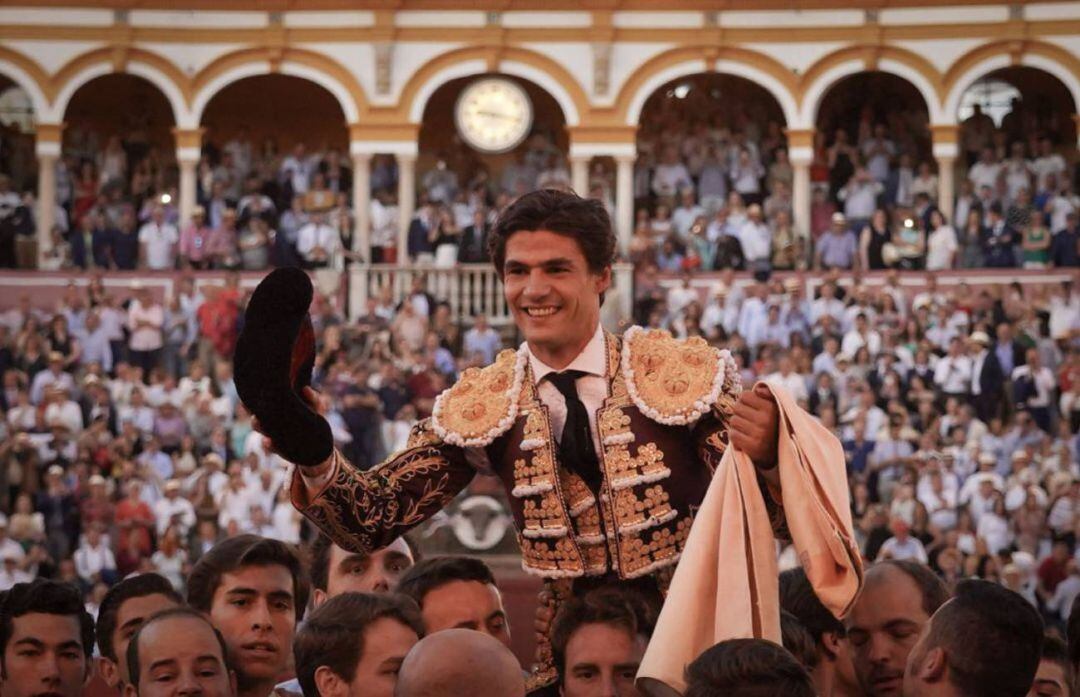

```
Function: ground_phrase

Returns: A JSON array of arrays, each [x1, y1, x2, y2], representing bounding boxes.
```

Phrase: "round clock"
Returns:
[[454, 77, 534, 154]]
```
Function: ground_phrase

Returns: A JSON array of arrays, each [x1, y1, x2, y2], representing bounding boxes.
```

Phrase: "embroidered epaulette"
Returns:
[[431, 347, 527, 447], [622, 326, 740, 425]]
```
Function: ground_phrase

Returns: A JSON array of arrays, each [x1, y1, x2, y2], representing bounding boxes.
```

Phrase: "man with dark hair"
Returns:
[[780, 567, 858, 696], [187, 534, 308, 697], [549, 587, 653, 697], [395, 556, 510, 649], [1026, 635, 1071, 697], [240, 188, 850, 688], [293, 592, 422, 697], [0, 579, 95, 697], [684, 638, 815, 697], [96, 572, 182, 690], [308, 532, 414, 607], [846, 561, 951, 697], [125, 607, 234, 697], [902, 579, 1042, 697], [780, 610, 819, 675]]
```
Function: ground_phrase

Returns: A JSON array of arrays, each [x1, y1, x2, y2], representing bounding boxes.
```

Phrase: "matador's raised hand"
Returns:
[[234, 267, 332, 470], [729, 382, 780, 471]]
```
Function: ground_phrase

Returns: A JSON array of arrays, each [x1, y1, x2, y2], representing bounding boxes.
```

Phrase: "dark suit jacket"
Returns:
[[457, 223, 490, 263], [977, 350, 1005, 398], [70, 227, 113, 269], [407, 218, 433, 258]]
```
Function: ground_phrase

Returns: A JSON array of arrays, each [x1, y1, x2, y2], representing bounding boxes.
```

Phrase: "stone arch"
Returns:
[[615, 46, 799, 127], [190, 47, 365, 127], [400, 46, 588, 126], [942, 40, 1080, 119], [47, 47, 189, 124], [798, 45, 944, 125], [0, 46, 50, 117]]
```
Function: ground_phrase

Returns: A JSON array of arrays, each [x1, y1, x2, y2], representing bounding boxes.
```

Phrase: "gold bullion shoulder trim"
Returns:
[[431, 346, 527, 447], [621, 326, 739, 426]]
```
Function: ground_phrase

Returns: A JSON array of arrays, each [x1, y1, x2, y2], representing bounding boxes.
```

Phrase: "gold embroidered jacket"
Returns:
[[290, 327, 784, 580]]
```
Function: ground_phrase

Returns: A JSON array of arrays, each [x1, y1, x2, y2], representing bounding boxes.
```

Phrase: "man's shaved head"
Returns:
[[394, 629, 523, 697]]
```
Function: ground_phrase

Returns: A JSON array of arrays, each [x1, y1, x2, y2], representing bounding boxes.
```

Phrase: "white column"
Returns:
[[396, 153, 416, 266], [614, 154, 634, 255], [932, 129, 960, 223], [570, 155, 590, 196], [936, 156, 956, 221], [35, 147, 58, 268], [177, 156, 198, 227], [791, 154, 811, 240], [351, 152, 371, 261]]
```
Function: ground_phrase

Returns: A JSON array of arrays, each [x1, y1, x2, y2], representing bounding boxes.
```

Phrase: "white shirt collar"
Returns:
[[526, 322, 606, 384]]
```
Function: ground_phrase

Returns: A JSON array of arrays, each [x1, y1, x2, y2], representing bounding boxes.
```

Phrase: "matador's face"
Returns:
[[502, 229, 610, 363]]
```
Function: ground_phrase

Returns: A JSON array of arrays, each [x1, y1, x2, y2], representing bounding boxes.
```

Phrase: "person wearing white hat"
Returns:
[[0, 513, 26, 569], [967, 329, 1004, 423], [153, 479, 196, 538], [28, 350, 76, 405]]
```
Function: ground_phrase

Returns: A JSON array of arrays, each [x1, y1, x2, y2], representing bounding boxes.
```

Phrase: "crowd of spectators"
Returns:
[[0, 91, 1080, 697], [629, 96, 1080, 275], [3, 92, 1077, 276]]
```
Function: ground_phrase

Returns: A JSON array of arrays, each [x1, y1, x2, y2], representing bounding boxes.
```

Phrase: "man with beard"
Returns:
[[187, 535, 308, 697], [846, 561, 950, 696], [902, 579, 1041, 697]]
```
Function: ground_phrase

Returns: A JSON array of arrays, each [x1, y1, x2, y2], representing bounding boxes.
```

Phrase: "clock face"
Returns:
[[455, 78, 534, 154]]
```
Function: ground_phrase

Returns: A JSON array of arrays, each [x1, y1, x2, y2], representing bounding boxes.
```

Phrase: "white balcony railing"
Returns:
[[347, 262, 635, 330]]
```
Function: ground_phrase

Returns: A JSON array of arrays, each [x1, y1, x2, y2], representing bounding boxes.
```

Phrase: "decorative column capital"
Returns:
[[35, 122, 64, 158], [173, 127, 205, 163]]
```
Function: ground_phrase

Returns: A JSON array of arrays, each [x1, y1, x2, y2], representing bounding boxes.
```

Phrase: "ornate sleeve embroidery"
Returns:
[[291, 436, 474, 554]]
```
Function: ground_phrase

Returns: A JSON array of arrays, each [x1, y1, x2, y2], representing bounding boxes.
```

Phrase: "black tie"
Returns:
[[547, 371, 601, 494]]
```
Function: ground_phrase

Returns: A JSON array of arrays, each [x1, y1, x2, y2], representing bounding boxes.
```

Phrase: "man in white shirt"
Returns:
[[29, 351, 76, 404], [154, 479, 197, 538], [838, 168, 882, 224], [841, 313, 881, 359], [138, 204, 178, 270], [651, 146, 692, 199], [861, 124, 896, 183], [1011, 348, 1057, 431], [765, 355, 808, 403], [461, 314, 502, 365], [74, 523, 117, 584], [0, 515, 26, 567], [737, 204, 772, 272], [1033, 137, 1067, 193], [671, 188, 705, 241], [127, 283, 164, 376], [280, 142, 318, 195], [43, 385, 83, 434], [296, 210, 340, 268], [876, 518, 928, 563], [934, 337, 972, 399], [967, 148, 1002, 192], [810, 281, 845, 328]]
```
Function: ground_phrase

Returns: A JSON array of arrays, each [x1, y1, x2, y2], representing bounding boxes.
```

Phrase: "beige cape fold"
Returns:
[[636, 382, 863, 696]]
